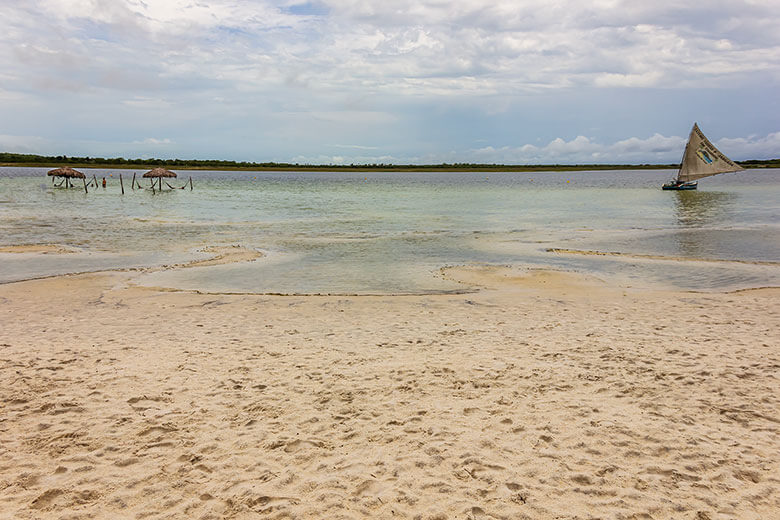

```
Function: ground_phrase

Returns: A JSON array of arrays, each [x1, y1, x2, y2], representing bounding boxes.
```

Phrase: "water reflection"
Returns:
[[672, 190, 735, 228], [671, 190, 736, 260]]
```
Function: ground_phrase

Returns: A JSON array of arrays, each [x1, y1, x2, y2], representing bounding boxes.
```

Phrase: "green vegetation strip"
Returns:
[[1, 152, 778, 172]]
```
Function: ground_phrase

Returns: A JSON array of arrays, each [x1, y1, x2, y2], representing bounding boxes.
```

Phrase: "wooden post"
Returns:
[[131, 172, 136, 190], [83, 177, 88, 193], [120, 173, 124, 194], [189, 176, 193, 191], [151, 178, 155, 194]]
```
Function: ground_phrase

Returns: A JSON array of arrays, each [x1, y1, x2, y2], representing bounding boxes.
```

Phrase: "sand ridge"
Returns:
[[0, 244, 78, 254], [174, 245, 264, 269], [0, 267, 778, 519], [0, 244, 264, 287], [547, 248, 780, 266]]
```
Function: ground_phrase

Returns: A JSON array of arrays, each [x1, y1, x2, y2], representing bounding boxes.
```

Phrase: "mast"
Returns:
[[676, 124, 696, 182]]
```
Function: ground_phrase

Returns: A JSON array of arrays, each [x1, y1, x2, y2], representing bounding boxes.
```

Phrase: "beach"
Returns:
[[1, 257, 778, 519], [4, 0, 780, 516]]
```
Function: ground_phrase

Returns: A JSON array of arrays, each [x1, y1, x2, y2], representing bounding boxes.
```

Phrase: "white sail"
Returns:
[[677, 123, 744, 182]]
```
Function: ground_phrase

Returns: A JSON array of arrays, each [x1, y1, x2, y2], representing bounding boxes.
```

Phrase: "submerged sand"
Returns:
[[0, 260, 778, 519]]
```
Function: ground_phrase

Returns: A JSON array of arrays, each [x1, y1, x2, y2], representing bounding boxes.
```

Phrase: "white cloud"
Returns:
[[718, 132, 780, 159], [122, 97, 172, 109], [133, 137, 173, 146], [0, 134, 52, 154], [334, 144, 379, 150], [0, 1, 778, 161], [4, 0, 778, 98], [471, 133, 685, 164], [290, 152, 400, 164], [462, 130, 780, 164]]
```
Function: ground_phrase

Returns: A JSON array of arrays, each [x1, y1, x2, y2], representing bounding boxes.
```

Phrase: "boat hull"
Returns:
[[662, 181, 698, 190]]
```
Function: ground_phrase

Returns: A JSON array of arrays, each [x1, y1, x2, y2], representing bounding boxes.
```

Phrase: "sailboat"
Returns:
[[662, 123, 744, 190]]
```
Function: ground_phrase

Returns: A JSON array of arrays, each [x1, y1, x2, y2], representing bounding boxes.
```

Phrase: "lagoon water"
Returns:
[[1, 167, 778, 293]]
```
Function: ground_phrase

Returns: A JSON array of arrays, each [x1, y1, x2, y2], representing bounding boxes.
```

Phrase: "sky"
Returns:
[[0, 0, 779, 165]]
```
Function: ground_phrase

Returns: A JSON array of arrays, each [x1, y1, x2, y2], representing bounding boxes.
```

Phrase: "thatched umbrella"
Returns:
[[142, 167, 177, 191], [48, 166, 85, 178], [142, 167, 177, 179], [47, 166, 86, 188]]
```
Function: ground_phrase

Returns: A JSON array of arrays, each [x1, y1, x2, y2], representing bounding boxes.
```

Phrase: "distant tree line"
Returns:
[[0, 152, 289, 169], [0, 151, 777, 171], [736, 158, 780, 168]]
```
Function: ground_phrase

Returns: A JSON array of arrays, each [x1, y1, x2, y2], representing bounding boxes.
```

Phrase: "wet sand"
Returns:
[[547, 248, 780, 267], [0, 244, 78, 254], [0, 258, 778, 519]]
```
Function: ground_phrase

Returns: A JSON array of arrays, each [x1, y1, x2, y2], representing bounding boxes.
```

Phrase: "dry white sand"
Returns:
[[0, 260, 778, 519]]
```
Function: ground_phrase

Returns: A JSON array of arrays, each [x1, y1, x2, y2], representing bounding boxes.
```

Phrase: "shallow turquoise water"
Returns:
[[1, 167, 778, 293]]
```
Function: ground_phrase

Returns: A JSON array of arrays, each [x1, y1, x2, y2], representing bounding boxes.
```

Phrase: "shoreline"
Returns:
[[3, 163, 683, 172], [2, 244, 778, 295], [547, 248, 780, 267]]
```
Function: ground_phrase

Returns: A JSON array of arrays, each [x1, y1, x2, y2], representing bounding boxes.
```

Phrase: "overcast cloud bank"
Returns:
[[1, 1, 778, 163]]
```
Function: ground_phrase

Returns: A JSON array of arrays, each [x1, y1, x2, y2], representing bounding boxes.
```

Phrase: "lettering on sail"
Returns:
[[693, 126, 739, 168]]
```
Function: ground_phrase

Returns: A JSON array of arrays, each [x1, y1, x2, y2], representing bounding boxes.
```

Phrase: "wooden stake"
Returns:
[[151, 178, 155, 194], [120, 173, 124, 194], [131, 172, 136, 190], [83, 177, 88, 193], [189, 176, 193, 191]]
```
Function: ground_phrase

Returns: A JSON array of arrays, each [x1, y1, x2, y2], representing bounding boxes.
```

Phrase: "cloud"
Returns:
[[458, 130, 779, 165], [122, 97, 172, 109], [0, 134, 52, 154], [290, 152, 399, 165], [333, 144, 379, 150], [275, 133, 693, 165], [717, 132, 780, 159], [3, 0, 778, 99], [470, 133, 691, 164], [0, 1, 778, 161], [133, 137, 173, 146]]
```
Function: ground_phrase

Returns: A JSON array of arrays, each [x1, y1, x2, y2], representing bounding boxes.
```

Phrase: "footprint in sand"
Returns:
[[127, 395, 172, 406], [114, 457, 140, 467], [137, 424, 178, 436], [30, 488, 98, 510], [353, 479, 382, 497], [283, 439, 325, 453], [31, 489, 65, 510]]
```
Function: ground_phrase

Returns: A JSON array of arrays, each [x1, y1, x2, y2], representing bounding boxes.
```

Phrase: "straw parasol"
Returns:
[[142, 167, 177, 178], [47, 166, 86, 178], [141, 167, 178, 191], [47, 166, 87, 189]]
